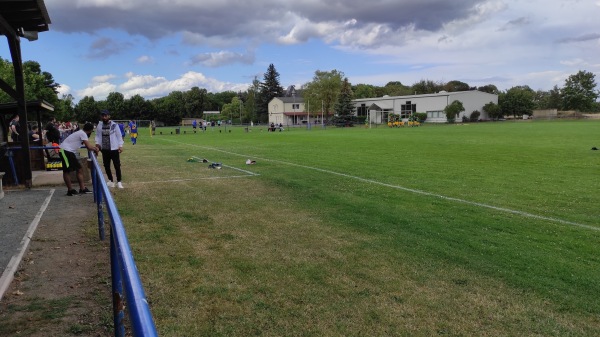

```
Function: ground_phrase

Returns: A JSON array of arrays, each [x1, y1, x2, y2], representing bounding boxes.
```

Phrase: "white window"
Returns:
[[427, 111, 444, 118]]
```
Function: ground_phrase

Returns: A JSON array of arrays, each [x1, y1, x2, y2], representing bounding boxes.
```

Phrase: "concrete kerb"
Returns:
[[0, 189, 55, 301], [0, 172, 4, 200]]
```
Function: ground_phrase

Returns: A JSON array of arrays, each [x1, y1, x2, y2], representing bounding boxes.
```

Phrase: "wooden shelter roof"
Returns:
[[0, 0, 51, 36]]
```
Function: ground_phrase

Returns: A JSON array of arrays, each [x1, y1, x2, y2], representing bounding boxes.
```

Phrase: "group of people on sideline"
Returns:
[[191, 119, 224, 131], [57, 110, 127, 195], [5, 110, 140, 196]]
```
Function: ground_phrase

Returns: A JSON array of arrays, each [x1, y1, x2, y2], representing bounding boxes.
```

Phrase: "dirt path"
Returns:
[[0, 188, 111, 336]]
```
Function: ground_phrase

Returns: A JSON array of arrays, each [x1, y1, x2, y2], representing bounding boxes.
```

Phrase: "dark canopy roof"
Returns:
[[0, 100, 54, 116], [0, 0, 51, 36], [0, 0, 51, 187]]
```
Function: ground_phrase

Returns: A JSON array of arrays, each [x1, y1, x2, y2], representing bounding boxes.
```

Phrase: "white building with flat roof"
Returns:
[[353, 90, 498, 124]]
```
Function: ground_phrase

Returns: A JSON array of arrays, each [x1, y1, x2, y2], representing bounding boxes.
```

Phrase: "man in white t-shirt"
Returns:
[[59, 122, 99, 196]]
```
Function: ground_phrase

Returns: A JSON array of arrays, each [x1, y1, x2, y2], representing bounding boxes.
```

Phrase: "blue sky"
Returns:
[[3, 0, 599, 102]]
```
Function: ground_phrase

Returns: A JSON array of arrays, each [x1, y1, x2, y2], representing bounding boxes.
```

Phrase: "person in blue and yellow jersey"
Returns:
[[130, 121, 138, 145]]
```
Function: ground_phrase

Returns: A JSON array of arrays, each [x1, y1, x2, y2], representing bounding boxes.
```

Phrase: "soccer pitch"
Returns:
[[114, 120, 600, 336]]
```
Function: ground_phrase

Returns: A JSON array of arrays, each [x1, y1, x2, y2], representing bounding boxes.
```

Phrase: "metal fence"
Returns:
[[89, 151, 158, 337]]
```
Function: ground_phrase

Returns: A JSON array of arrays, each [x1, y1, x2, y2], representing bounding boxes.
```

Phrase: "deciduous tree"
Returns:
[[105, 92, 126, 120], [383, 81, 411, 96], [352, 84, 377, 99], [444, 80, 470, 92], [444, 100, 464, 123], [127, 94, 149, 120], [560, 70, 598, 112], [74, 96, 98, 123], [477, 84, 499, 95], [302, 69, 344, 120], [412, 79, 442, 94], [483, 102, 502, 120], [499, 86, 535, 118]]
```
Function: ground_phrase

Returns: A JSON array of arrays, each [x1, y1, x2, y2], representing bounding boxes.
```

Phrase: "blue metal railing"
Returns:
[[88, 151, 158, 337], [3, 144, 159, 335], [3, 145, 60, 185]]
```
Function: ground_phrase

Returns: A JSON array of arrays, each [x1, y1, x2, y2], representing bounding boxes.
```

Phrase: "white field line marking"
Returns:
[[128, 154, 259, 185], [160, 139, 599, 231], [189, 156, 260, 176], [131, 175, 255, 185]]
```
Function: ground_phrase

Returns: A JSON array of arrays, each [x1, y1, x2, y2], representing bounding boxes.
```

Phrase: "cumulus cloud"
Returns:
[[75, 71, 249, 101], [91, 74, 117, 83], [137, 55, 154, 64], [556, 33, 600, 44], [77, 82, 117, 99], [87, 37, 132, 59], [38, 0, 600, 99], [497, 16, 532, 31], [118, 72, 249, 99], [190, 50, 255, 67], [56, 84, 71, 97], [48, 0, 490, 47]]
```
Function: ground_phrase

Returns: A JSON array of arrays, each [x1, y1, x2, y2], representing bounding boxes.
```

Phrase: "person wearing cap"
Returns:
[[95, 110, 125, 188], [59, 122, 99, 196]]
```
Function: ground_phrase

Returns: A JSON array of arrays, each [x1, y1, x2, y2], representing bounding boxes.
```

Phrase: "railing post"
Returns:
[[111, 230, 126, 337], [7, 150, 19, 185], [90, 151, 105, 241]]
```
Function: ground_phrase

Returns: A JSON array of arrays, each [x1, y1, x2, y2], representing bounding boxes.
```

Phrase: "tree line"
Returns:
[[1, 56, 598, 126]]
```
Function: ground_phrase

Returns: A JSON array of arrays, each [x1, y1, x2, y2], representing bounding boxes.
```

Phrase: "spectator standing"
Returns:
[[95, 110, 125, 189], [59, 122, 98, 196], [45, 118, 59, 142], [29, 125, 41, 142], [9, 114, 19, 142]]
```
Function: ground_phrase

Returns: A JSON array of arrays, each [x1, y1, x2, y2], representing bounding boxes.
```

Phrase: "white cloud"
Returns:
[[190, 50, 255, 67], [56, 84, 71, 97], [560, 59, 588, 67], [77, 82, 117, 99], [91, 74, 117, 84], [74, 71, 249, 101], [37, 0, 600, 100], [137, 55, 154, 64]]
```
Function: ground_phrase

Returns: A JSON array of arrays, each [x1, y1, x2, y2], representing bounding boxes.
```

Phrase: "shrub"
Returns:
[[445, 100, 465, 123], [470, 110, 481, 122], [414, 112, 427, 122]]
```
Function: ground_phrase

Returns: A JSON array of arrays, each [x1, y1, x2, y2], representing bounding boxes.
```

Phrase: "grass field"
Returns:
[[113, 120, 600, 336]]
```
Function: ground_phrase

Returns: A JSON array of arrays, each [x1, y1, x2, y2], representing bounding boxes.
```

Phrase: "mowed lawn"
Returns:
[[113, 120, 600, 336]]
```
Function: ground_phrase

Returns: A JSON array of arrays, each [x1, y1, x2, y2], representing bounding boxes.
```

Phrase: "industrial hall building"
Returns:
[[353, 90, 498, 124], [268, 90, 498, 126]]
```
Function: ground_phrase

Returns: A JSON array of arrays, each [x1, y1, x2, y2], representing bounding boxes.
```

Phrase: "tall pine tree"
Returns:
[[258, 64, 283, 122], [334, 78, 354, 117]]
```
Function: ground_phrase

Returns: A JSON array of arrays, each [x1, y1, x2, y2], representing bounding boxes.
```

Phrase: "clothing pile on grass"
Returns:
[[187, 157, 208, 163], [186, 157, 222, 169]]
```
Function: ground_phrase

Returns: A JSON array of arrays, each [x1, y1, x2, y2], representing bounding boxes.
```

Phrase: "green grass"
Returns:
[[114, 120, 600, 336]]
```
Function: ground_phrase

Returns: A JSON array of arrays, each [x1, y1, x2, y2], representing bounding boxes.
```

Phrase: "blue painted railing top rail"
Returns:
[[88, 150, 158, 337]]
